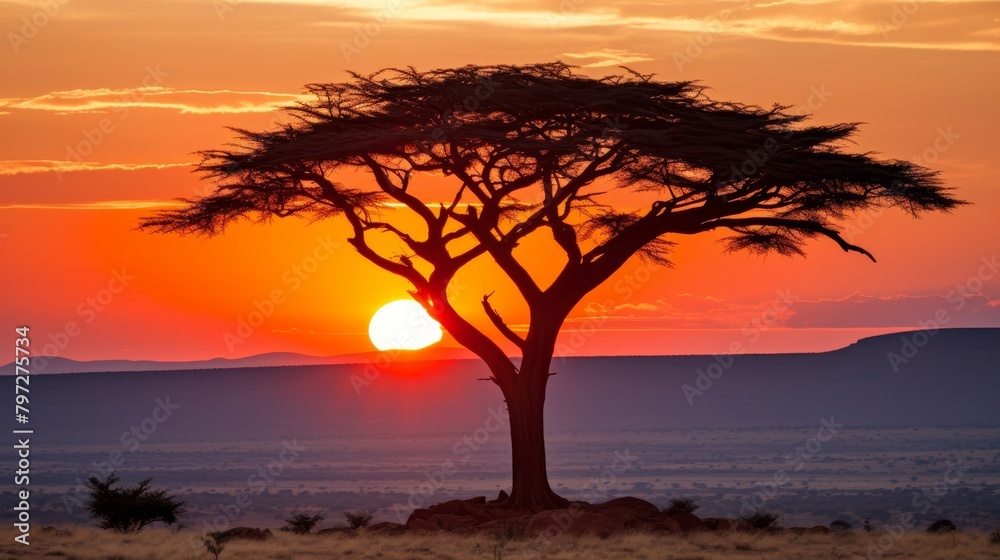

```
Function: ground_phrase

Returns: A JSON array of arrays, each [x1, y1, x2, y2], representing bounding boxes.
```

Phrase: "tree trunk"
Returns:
[[496, 350, 569, 511]]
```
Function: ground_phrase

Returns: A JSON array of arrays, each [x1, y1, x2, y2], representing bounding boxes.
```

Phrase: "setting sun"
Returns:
[[368, 299, 443, 351]]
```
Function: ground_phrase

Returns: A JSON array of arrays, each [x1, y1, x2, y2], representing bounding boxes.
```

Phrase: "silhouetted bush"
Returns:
[[830, 520, 852, 532], [85, 473, 184, 533], [344, 511, 372, 530], [282, 513, 325, 534], [738, 509, 781, 531], [662, 498, 699, 516], [927, 519, 957, 533], [989, 527, 1000, 544]]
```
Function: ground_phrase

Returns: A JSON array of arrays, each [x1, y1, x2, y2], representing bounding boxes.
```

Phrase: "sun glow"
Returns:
[[368, 299, 443, 351]]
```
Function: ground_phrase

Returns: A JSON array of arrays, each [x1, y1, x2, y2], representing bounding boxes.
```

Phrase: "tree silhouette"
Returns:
[[85, 473, 185, 533], [141, 62, 963, 511]]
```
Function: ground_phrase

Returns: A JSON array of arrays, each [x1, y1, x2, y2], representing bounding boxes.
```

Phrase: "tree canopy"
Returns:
[[141, 62, 963, 510]]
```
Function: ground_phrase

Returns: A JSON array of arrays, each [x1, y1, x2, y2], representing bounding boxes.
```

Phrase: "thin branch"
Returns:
[[482, 291, 526, 350]]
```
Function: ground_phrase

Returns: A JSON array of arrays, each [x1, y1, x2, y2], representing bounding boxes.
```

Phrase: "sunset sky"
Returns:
[[1, 0, 998, 363]]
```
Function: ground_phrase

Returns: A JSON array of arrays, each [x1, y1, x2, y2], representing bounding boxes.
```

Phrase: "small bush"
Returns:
[[830, 520, 853, 532], [662, 498, 699, 516], [989, 527, 999, 544], [282, 513, 325, 534], [738, 509, 781, 531], [344, 511, 372, 530], [927, 519, 957, 534], [85, 473, 184, 533], [203, 533, 225, 559]]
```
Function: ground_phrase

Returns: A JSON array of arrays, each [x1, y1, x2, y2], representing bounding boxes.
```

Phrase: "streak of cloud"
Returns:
[[0, 160, 194, 176], [0, 88, 308, 115]]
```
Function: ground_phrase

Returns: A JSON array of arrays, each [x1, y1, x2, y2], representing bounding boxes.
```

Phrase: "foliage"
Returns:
[[282, 512, 325, 534], [141, 62, 964, 380], [989, 526, 1000, 544], [927, 519, 958, 533], [84, 473, 185, 533], [344, 510, 373, 530], [738, 509, 781, 532], [140, 62, 965, 510], [662, 498, 700, 516]]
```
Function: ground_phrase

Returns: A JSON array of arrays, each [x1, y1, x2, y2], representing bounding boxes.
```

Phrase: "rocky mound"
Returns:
[[403, 494, 729, 537]]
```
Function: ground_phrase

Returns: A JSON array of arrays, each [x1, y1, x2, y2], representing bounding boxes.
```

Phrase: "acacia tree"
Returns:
[[142, 62, 962, 511], [85, 473, 185, 533]]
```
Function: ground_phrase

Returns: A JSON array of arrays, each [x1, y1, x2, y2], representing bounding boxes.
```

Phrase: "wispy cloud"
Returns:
[[0, 160, 194, 176], [0, 87, 308, 115], [563, 48, 655, 67], [0, 200, 186, 210], [294, 0, 1000, 52]]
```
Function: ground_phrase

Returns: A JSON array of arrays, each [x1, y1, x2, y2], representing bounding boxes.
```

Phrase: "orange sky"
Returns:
[[1, 0, 998, 363]]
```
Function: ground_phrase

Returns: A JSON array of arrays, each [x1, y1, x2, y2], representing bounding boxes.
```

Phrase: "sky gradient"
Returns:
[[1, 0, 998, 362]]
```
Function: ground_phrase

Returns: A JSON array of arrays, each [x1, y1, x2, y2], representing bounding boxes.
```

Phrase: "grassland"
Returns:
[[2, 526, 998, 560]]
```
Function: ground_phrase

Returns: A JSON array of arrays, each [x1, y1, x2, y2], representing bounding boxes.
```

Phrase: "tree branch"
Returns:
[[482, 291, 526, 350], [705, 216, 877, 262]]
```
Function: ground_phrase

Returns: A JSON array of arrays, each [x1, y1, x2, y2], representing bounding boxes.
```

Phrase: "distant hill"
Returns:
[[2, 345, 478, 374], [8, 327, 997, 375], [24, 328, 1000, 445]]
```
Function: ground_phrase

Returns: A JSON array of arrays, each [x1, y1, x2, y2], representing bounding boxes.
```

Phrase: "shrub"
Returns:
[[662, 498, 699, 516], [282, 513, 325, 534], [344, 511, 372, 530], [927, 519, 957, 534], [85, 473, 184, 533], [738, 509, 781, 531], [989, 527, 999, 544], [830, 520, 853, 532], [203, 533, 225, 559]]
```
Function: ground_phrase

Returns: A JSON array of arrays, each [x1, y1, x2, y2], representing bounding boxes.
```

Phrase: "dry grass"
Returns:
[[2, 526, 998, 560]]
